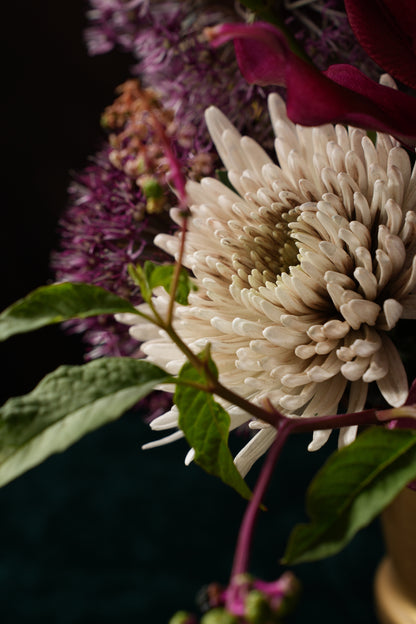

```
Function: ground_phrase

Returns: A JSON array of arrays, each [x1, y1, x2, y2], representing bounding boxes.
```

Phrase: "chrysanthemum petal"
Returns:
[[234, 427, 277, 478], [376, 336, 409, 406]]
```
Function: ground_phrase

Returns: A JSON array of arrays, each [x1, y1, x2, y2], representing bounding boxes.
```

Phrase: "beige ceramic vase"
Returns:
[[374, 487, 416, 623]]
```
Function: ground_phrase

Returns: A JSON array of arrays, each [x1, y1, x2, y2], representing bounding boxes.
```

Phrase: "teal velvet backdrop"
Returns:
[[1, 2, 384, 622], [0, 412, 383, 624]]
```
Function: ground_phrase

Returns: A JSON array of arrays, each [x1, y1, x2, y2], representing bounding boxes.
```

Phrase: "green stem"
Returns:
[[173, 378, 216, 394], [129, 307, 161, 326], [163, 323, 279, 425], [167, 216, 188, 326]]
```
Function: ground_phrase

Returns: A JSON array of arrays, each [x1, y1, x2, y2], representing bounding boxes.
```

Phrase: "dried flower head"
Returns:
[[118, 94, 416, 475], [102, 79, 217, 195]]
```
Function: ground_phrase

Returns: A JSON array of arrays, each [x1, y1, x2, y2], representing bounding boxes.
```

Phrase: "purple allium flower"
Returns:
[[85, 0, 147, 55], [51, 147, 171, 359], [85, 0, 275, 153]]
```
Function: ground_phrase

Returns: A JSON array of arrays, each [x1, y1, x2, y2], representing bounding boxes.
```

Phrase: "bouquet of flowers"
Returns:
[[2, 1, 416, 622]]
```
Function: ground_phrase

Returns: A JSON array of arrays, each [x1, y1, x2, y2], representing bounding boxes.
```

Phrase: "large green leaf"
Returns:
[[0, 358, 172, 487], [174, 353, 252, 500], [283, 427, 416, 564], [0, 282, 140, 341]]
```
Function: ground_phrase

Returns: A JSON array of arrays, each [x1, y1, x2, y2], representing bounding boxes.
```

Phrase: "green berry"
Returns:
[[142, 177, 163, 199], [245, 590, 273, 624], [168, 610, 195, 624], [200, 607, 238, 624]]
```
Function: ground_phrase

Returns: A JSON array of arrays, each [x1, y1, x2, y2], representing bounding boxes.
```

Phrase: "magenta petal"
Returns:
[[206, 22, 289, 85], [325, 64, 416, 144], [405, 378, 416, 406], [284, 58, 416, 145], [207, 21, 416, 146], [345, 0, 416, 89]]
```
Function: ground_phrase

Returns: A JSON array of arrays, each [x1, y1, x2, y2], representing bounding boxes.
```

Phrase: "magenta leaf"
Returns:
[[206, 22, 289, 85]]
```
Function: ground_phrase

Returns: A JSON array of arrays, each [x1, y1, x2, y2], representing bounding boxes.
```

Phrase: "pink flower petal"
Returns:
[[205, 22, 288, 85], [345, 0, 416, 89], [324, 64, 416, 144], [405, 377, 416, 406], [207, 22, 416, 146]]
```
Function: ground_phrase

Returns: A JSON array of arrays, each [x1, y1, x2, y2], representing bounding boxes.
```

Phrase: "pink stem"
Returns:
[[227, 420, 292, 609], [227, 404, 384, 607]]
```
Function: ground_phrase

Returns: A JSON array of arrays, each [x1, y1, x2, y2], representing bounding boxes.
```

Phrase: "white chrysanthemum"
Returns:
[[117, 93, 416, 476]]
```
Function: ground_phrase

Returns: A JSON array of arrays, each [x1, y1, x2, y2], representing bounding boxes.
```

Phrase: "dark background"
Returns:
[[1, 2, 383, 622]]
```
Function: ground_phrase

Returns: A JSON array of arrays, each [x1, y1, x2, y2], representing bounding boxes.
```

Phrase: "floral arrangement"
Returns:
[[2, 1, 416, 622]]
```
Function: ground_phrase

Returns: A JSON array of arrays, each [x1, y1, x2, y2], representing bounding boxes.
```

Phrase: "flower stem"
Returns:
[[226, 405, 391, 593], [162, 322, 280, 424], [227, 419, 292, 608], [288, 407, 380, 433], [166, 216, 188, 326]]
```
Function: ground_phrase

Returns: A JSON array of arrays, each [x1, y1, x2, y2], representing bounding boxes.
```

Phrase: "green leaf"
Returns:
[[128, 263, 152, 302], [0, 358, 172, 487], [283, 427, 416, 564], [146, 261, 196, 305], [174, 350, 252, 500], [130, 260, 196, 306], [0, 282, 140, 342]]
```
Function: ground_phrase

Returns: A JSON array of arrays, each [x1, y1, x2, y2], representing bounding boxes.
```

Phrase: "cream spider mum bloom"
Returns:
[[118, 93, 416, 476]]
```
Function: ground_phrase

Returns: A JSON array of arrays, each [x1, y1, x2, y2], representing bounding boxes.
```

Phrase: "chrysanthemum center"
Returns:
[[241, 209, 300, 283], [273, 214, 300, 275]]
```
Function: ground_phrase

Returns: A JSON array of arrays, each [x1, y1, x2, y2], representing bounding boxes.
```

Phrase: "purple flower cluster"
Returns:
[[85, 0, 275, 152], [51, 147, 170, 359]]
